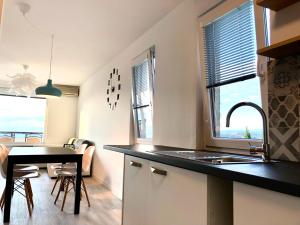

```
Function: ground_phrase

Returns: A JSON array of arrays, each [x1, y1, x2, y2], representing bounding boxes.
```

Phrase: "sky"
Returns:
[[218, 77, 263, 133]]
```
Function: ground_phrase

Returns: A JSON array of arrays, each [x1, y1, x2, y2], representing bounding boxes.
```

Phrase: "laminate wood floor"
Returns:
[[0, 170, 122, 225]]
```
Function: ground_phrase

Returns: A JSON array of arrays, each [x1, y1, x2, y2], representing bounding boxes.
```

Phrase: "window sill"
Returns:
[[205, 136, 263, 151], [136, 138, 152, 145], [204, 145, 254, 156]]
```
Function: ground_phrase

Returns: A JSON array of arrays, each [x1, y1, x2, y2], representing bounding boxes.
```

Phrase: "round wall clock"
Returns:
[[106, 68, 121, 110]]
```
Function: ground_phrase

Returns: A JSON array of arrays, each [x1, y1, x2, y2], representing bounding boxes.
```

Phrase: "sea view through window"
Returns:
[[0, 95, 46, 143]]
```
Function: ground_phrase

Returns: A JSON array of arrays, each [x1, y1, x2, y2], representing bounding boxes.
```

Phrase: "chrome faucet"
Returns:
[[226, 102, 270, 161]]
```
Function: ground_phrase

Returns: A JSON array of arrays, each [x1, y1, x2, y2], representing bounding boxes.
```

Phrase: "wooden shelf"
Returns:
[[257, 35, 300, 58], [256, 0, 300, 11]]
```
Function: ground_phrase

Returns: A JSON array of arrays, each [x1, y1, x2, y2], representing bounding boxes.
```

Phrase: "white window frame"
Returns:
[[131, 48, 155, 144], [198, 0, 268, 150]]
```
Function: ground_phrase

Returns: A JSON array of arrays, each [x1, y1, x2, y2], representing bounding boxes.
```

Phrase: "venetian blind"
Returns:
[[203, 0, 257, 88], [132, 60, 150, 108]]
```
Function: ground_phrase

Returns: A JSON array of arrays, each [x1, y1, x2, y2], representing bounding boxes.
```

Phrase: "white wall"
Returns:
[[77, 0, 220, 199], [46, 96, 78, 145]]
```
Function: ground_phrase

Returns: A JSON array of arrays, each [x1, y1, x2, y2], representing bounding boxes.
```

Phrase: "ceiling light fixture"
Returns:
[[8, 64, 37, 97], [16, 2, 62, 98], [35, 35, 62, 98]]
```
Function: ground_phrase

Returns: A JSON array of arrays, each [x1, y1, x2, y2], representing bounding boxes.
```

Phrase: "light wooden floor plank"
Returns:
[[0, 170, 122, 225]]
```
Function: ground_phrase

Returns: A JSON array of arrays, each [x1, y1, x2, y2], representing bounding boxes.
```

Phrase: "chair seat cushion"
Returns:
[[13, 171, 39, 179], [14, 165, 39, 172], [54, 168, 76, 177]]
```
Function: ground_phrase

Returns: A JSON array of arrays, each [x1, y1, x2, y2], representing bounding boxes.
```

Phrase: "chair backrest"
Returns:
[[73, 139, 85, 150], [0, 136, 13, 144], [0, 144, 9, 178], [26, 136, 42, 144], [76, 144, 87, 154], [82, 146, 95, 173], [67, 137, 76, 145], [82, 140, 95, 148]]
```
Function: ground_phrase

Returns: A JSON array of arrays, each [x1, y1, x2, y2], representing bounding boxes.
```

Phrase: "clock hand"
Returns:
[[111, 74, 116, 93]]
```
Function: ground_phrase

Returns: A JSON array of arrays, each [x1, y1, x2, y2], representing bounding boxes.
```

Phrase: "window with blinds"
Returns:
[[132, 62, 151, 108], [202, 0, 263, 140], [204, 0, 257, 88], [132, 48, 155, 140]]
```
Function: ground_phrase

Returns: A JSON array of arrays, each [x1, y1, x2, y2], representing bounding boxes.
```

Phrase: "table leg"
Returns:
[[4, 158, 14, 223], [74, 158, 82, 214]]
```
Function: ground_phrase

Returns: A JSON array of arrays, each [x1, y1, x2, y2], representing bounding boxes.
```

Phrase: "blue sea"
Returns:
[[219, 129, 263, 140]]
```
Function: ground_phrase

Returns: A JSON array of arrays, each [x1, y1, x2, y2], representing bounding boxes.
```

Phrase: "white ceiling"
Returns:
[[0, 0, 183, 86]]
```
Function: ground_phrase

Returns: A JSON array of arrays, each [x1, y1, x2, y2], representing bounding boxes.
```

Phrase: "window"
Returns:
[[0, 95, 47, 143], [201, 0, 264, 146], [132, 48, 155, 141], [209, 79, 262, 139], [263, 8, 271, 47]]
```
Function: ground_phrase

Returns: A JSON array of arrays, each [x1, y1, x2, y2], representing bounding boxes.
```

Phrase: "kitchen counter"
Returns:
[[104, 144, 300, 197]]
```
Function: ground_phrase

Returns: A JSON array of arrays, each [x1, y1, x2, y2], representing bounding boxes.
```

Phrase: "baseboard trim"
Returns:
[[93, 174, 122, 200]]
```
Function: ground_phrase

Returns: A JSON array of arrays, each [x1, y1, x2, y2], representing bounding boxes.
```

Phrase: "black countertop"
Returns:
[[104, 144, 300, 198]]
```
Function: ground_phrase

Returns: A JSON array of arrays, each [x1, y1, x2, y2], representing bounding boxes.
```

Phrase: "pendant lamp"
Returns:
[[35, 35, 62, 98]]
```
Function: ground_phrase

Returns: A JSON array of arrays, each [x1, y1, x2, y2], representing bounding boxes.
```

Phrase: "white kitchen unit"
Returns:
[[123, 155, 232, 225], [234, 182, 300, 225], [146, 160, 208, 225], [123, 156, 149, 225]]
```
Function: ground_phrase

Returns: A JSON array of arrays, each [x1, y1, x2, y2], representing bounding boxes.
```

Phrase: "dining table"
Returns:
[[3, 146, 83, 223]]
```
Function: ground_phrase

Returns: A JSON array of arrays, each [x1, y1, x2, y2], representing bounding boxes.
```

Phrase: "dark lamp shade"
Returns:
[[35, 79, 62, 98]]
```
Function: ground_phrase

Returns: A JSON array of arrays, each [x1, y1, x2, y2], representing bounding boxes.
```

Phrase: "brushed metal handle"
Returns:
[[130, 161, 142, 168], [151, 167, 167, 176]]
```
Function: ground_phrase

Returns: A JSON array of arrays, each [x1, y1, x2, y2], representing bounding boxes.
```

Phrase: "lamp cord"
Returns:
[[22, 13, 55, 80], [49, 35, 54, 79], [23, 14, 51, 37]]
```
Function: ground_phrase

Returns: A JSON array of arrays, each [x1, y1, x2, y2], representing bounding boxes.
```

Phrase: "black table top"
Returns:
[[9, 146, 81, 157], [104, 144, 300, 198]]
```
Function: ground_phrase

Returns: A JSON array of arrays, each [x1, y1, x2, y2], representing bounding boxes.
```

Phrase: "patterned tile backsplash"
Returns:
[[268, 56, 300, 161]]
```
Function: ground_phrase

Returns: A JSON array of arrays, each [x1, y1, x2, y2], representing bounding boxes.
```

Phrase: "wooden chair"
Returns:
[[0, 136, 14, 144], [47, 144, 87, 178], [52, 145, 95, 211], [0, 146, 39, 216], [25, 136, 42, 144], [67, 138, 76, 145], [0, 144, 39, 172]]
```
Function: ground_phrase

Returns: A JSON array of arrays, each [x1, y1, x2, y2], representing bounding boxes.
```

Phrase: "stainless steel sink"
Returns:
[[151, 150, 266, 164], [196, 156, 264, 164]]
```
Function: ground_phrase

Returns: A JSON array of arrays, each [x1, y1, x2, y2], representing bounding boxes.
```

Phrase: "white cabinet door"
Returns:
[[123, 155, 149, 225], [234, 182, 300, 225], [145, 161, 208, 225]]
